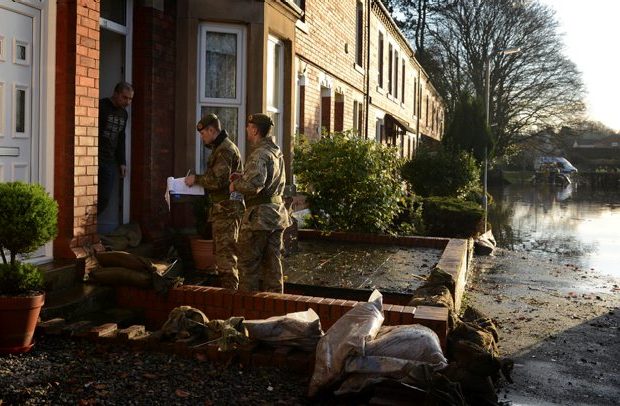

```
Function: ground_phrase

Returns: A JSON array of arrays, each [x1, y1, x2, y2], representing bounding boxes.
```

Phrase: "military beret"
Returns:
[[247, 113, 274, 127], [196, 113, 219, 131]]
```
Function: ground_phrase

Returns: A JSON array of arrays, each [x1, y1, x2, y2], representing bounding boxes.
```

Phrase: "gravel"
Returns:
[[0, 336, 311, 405]]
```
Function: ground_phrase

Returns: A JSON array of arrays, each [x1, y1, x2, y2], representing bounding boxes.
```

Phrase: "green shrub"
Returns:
[[0, 182, 58, 294], [391, 193, 425, 236], [402, 148, 481, 199], [0, 263, 44, 295], [422, 196, 484, 238], [293, 131, 405, 234]]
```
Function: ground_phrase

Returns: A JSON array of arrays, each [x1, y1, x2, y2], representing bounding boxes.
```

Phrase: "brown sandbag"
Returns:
[[96, 251, 157, 273], [89, 266, 152, 288]]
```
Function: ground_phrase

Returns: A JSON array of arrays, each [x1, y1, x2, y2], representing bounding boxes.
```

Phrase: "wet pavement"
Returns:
[[283, 240, 442, 293]]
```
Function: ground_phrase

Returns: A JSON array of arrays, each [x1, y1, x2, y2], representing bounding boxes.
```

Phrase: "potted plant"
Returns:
[[189, 193, 215, 271], [0, 181, 58, 354]]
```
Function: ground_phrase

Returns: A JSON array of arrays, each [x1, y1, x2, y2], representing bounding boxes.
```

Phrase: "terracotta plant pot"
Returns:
[[0, 293, 45, 354], [189, 237, 215, 271]]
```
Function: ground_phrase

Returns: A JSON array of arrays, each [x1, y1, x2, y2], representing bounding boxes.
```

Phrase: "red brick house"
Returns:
[[0, 0, 443, 267]]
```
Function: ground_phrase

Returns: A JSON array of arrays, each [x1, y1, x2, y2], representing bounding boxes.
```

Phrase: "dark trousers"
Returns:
[[98, 162, 117, 213]]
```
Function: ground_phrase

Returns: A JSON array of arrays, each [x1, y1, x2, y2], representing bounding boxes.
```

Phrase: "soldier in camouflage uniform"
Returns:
[[229, 113, 290, 293], [185, 114, 244, 289]]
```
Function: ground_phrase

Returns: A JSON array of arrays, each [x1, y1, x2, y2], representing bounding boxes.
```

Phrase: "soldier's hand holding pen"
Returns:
[[184, 169, 195, 186]]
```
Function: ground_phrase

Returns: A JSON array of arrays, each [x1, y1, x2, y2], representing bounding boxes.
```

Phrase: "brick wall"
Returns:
[[294, 0, 444, 144], [116, 285, 449, 348], [130, 0, 177, 245], [54, 0, 100, 259]]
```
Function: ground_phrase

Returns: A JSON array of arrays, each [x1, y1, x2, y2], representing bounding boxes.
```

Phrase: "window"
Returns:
[[413, 77, 417, 115], [198, 23, 246, 169], [293, 0, 306, 21], [101, 0, 127, 25], [378, 32, 384, 88], [334, 93, 344, 132], [355, 1, 363, 66], [388, 44, 393, 94], [353, 100, 363, 136], [267, 36, 284, 146], [320, 87, 331, 134], [376, 117, 384, 143], [13, 85, 29, 136], [425, 95, 429, 127], [394, 50, 398, 99], [296, 75, 305, 135], [401, 60, 405, 103]]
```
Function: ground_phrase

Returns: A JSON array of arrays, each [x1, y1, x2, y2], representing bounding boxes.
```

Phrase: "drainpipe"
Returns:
[[364, 0, 371, 139]]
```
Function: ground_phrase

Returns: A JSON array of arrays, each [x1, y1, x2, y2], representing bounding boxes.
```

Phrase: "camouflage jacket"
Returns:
[[232, 135, 290, 230], [194, 130, 243, 219]]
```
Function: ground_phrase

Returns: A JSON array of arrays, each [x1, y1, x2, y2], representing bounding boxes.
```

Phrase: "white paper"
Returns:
[[167, 176, 204, 195]]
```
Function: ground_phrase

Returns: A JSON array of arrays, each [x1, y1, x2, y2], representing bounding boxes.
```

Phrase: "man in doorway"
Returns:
[[185, 114, 244, 289], [229, 113, 290, 293], [98, 82, 133, 214]]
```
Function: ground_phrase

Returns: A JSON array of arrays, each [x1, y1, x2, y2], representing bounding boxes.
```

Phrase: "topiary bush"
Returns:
[[0, 182, 58, 294], [293, 131, 405, 234], [422, 196, 484, 238], [401, 148, 481, 199]]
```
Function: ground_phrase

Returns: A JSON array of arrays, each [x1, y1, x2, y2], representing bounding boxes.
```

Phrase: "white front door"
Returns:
[[0, 0, 40, 183]]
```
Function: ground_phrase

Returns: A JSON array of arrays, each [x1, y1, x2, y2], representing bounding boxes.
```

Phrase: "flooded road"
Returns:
[[470, 182, 620, 405], [489, 183, 620, 278]]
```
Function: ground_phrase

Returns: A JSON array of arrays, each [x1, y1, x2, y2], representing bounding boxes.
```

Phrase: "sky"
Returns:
[[539, 0, 620, 132]]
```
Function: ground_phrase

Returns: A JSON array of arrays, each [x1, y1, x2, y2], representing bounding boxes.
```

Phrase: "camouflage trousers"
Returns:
[[212, 213, 242, 290], [237, 228, 284, 293]]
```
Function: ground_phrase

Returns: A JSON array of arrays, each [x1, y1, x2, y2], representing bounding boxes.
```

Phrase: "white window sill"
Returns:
[[295, 20, 309, 34], [354, 63, 365, 74]]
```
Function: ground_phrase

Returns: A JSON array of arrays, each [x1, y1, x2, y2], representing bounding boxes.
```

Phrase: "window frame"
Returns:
[[378, 31, 384, 88], [198, 23, 245, 106], [196, 23, 247, 166], [355, 0, 364, 67], [267, 35, 285, 147]]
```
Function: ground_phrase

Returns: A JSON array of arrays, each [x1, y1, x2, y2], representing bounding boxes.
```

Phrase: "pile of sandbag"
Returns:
[[99, 222, 142, 251], [308, 290, 451, 399], [90, 251, 182, 292], [160, 306, 249, 351], [159, 306, 324, 352]]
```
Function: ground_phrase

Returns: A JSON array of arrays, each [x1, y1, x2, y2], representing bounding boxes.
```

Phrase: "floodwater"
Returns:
[[489, 182, 620, 278], [283, 240, 442, 292]]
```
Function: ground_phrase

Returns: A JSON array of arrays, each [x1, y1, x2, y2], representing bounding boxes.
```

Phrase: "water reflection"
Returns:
[[489, 183, 620, 277]]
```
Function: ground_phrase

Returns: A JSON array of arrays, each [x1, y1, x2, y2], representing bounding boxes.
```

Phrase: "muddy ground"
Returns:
[[469, 248, 620, 405], [284, 240, 442, 292]]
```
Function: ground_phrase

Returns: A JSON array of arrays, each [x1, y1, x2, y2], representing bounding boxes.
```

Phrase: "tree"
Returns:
[[443, 91, 491, 162], [386, 0, 586, 160]]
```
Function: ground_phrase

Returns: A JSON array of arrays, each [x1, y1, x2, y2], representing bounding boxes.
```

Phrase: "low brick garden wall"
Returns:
[[116, 285, 449, 348]]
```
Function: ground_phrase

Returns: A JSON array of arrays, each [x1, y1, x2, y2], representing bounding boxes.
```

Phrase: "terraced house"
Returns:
[[0, 0, 443, 266]]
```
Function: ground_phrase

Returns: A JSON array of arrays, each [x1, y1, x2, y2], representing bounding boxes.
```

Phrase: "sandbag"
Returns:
[[308, 290, 384, 397], [334, 325, 447, 395], [335, 355, 434, 395], [89, 266, 151, 288], [243, 309, 323, 351], [96, 251, 157, 273], [161, 306, 209, 341], [366, 324, 448, 369]]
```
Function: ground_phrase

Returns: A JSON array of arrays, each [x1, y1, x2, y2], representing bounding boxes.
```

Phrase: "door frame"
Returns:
[[99, 0, 133, 225]]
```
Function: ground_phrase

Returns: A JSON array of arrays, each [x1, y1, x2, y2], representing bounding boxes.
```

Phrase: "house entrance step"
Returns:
[[39, 258, 85, 293], [40, 283, 115, 321]]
